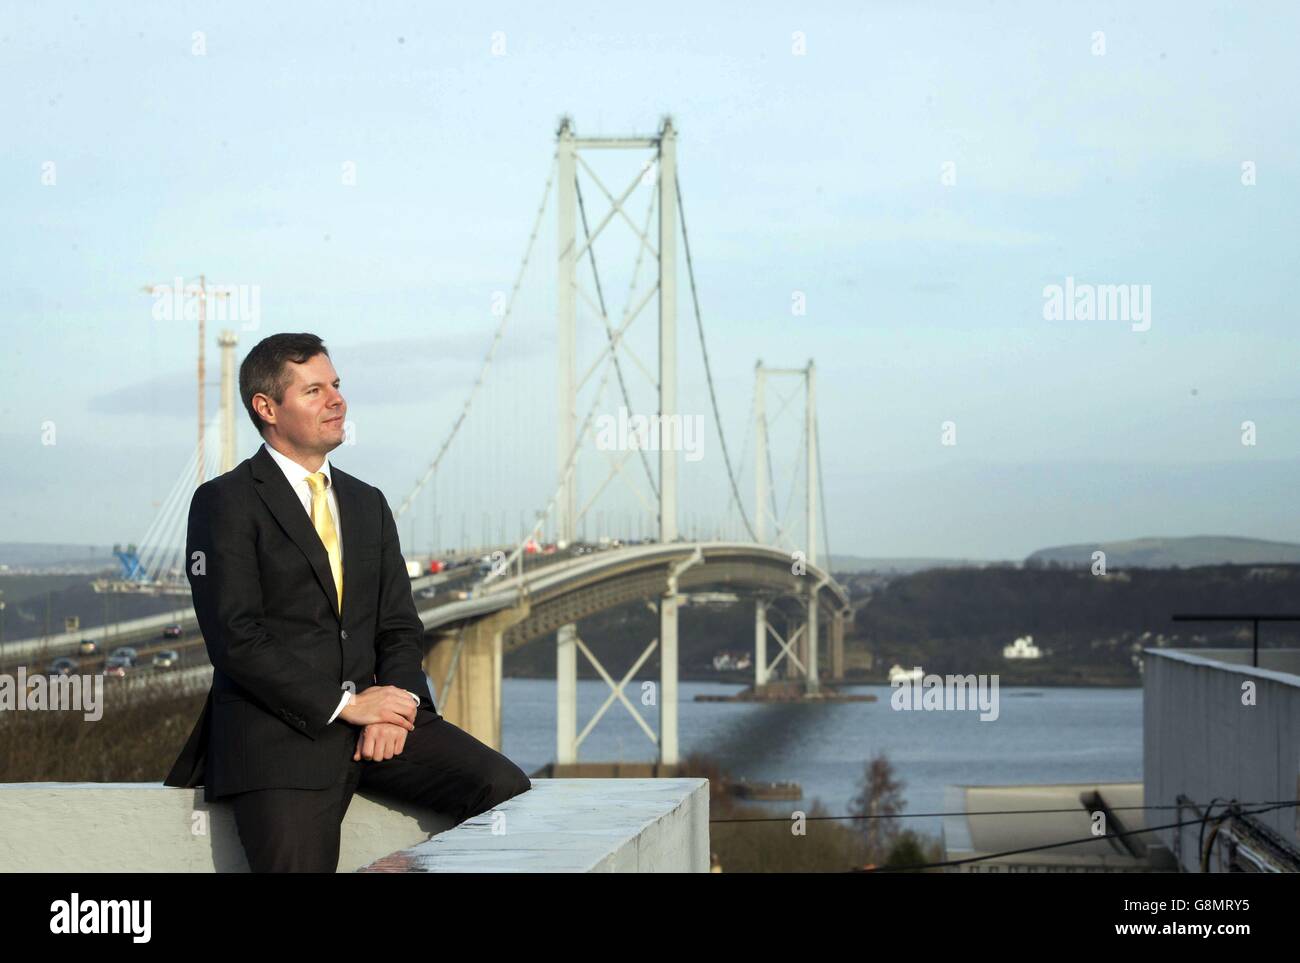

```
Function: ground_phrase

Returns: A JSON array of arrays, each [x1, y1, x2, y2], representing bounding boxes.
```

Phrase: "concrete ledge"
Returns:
[[361, 778, 710, 872], [0, 778, 709, 873], [0, 782, 455, 872]]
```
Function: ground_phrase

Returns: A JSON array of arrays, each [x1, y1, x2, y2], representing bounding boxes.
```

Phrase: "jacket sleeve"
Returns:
[[186, 481, 345, 739], [372, 489, 436, 712]]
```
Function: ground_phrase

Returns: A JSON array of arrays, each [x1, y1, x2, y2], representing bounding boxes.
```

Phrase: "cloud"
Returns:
[[337, 330, 553, 368], [89, 372, 193, 417], [87, 328, 557, 414]]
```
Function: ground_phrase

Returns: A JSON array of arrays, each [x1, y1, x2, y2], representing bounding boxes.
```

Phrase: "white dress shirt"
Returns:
[[262, 441, 421, 726]]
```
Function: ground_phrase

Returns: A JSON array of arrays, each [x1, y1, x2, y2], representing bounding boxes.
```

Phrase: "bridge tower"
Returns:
[[555, 116, 683, 768], [751, 360, 830, 695]]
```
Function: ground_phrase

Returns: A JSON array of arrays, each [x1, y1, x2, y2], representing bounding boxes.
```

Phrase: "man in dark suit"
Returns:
[[164, 331, 531, 872]]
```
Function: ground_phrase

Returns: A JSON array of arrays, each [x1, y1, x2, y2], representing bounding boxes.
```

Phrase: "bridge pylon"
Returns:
[[752, 359, 826, 695], [554, 115, 684, 767]]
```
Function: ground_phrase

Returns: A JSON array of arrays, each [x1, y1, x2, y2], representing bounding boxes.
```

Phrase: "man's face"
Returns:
[[260, 352, 347, 456]]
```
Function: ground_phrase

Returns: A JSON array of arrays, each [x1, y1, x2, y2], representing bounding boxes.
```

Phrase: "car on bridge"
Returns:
[[161, 624, 183, 639], [152, 649, 182, 670], [78, 638, 99, 655], [103, 656, 132, 678], [46, 657, 79, 676], [109, 646, 139, 666]]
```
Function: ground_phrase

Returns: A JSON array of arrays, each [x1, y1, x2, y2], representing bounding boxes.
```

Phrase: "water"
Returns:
[[501, 679, 1143, 836]]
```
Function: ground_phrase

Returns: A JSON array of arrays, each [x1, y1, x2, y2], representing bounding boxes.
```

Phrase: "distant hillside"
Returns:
[[854, 563, 1300, 683], [1026, 536, 1300, 569], [0, 543, 117, 572], [502, 563, 1300, 685], [828, 555, 999, 575], [0, 573, 188, 643]]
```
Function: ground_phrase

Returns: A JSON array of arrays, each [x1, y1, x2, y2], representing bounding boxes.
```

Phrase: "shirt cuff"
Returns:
[[328, 688, 419, 725], [327, 689, 352, 724]]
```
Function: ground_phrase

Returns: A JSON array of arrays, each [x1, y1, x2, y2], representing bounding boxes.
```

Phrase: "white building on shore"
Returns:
[[1003, 635, 1042, 659]]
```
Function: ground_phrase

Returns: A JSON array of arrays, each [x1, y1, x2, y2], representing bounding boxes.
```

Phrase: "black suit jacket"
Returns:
[[163, 443, 436, 801]]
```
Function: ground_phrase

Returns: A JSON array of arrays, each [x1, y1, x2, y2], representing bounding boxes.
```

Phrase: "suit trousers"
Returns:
[[228, 708, 532, 872]]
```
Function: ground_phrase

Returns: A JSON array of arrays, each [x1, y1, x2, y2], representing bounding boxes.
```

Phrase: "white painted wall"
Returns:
[[1144, 648, 1300, 872]]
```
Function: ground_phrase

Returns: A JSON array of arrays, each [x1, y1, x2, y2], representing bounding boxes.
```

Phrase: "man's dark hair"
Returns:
[[239, 333, 330, 436]]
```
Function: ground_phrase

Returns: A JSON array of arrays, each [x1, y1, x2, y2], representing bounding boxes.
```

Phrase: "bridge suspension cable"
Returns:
[[482, 159, 667, 582], [393, 151, 559, 522], [676, 175, 758, 542], [776, 411, 806, 546], [481, 333, 626, 586], [815, 409, 832, 568], [481, 160, 769, 582], [723, 381, 755, 542], [393, 128, 823, 567]]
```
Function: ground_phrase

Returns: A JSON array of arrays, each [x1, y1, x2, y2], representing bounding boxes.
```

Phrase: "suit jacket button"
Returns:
[[297, 720, 306, 728], [341, 630, 349, 640]]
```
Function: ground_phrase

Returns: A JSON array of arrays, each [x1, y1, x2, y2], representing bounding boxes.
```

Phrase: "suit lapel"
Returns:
[[251, 444, 342, 622]]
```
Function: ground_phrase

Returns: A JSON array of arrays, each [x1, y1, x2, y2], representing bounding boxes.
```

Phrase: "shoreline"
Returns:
[[501, 670, 1144, 688]]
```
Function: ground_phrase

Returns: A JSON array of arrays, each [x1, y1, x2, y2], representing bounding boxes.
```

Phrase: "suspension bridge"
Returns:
[[88, 116, 853, 771]]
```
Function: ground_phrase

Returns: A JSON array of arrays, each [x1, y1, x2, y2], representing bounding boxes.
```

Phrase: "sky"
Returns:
[[1, 0, 1297, 560]]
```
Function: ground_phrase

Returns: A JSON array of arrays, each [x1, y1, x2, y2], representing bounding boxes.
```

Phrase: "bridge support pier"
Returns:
[[553, 617, 665, 767], [831, 609, 845, 681], [805, 591, 821, 695], [424, 604, 527, 751], [556, 622, 577, 765], [752, 599, 809, 689], [659, 592, 678, 766], [792, 617, 805, 681]]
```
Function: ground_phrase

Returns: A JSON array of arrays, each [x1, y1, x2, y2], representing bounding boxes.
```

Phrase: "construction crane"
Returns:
[[141, 274, 230, 489]]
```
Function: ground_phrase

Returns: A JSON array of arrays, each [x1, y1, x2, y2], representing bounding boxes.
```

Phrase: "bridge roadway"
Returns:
[[3, 542, 849, 712], [0, 563, 480, 674], [422, 540, 849, 649]]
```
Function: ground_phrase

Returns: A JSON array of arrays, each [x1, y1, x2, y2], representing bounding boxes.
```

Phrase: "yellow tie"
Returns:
[[305, 472, 342, 613]]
